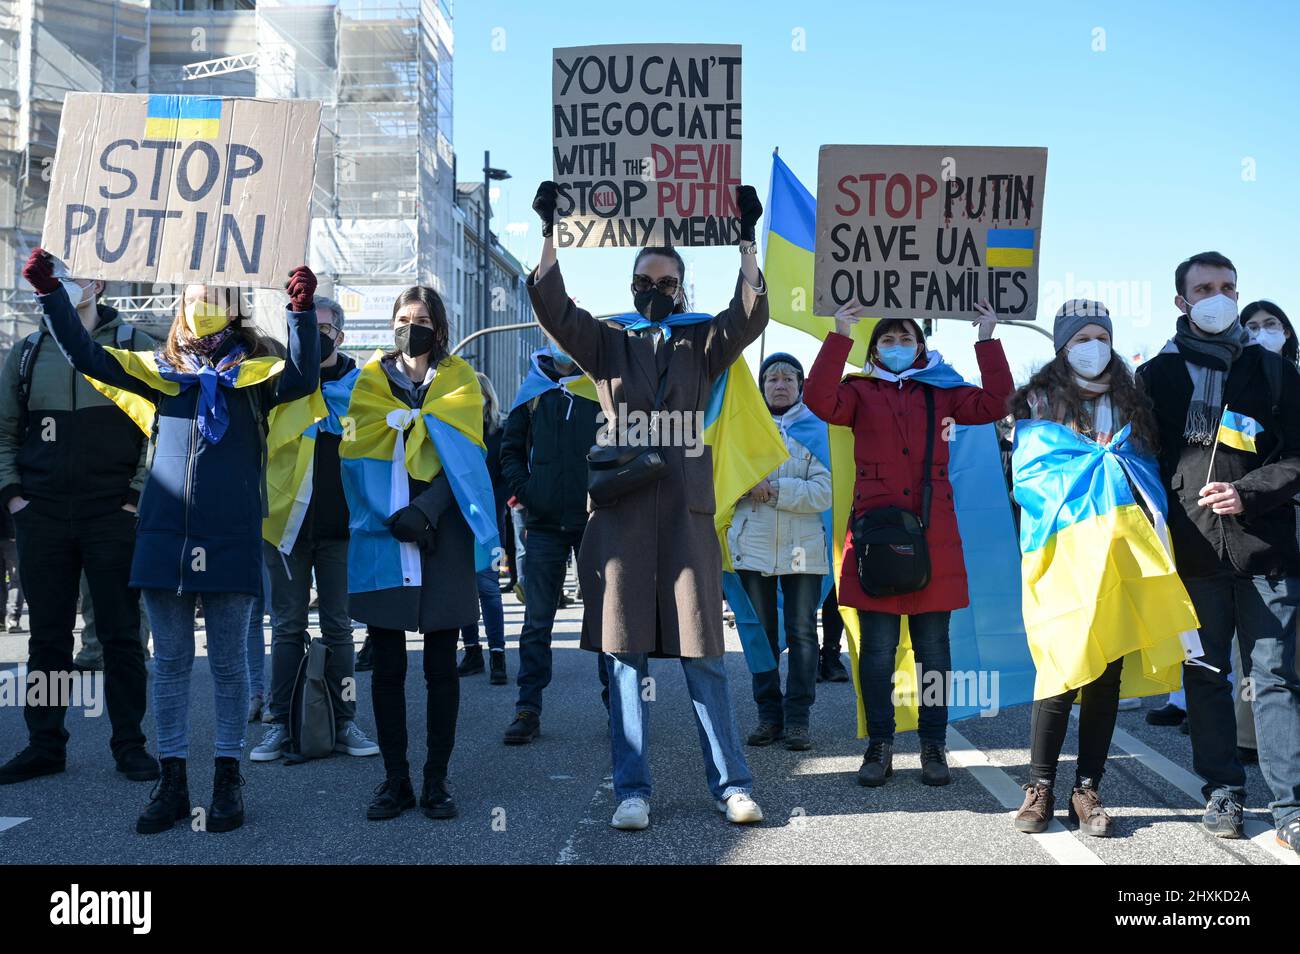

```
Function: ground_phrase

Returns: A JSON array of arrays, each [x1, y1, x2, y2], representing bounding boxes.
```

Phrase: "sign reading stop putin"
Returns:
[[42, 93, 321, 287], [551, 43, 742, 249]]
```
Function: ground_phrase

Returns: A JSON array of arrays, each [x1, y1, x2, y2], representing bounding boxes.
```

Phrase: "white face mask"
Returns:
[[1251, 328, 1287, 354], [59, 279, 84, 310], [1187, 293, 1239, 334], [1066, 339, 1111, 379]]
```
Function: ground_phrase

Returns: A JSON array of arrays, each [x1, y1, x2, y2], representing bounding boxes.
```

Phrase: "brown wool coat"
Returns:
[[526, 262, 768, 657]]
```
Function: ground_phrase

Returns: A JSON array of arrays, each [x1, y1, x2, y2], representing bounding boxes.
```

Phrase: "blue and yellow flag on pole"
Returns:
[[1216, 408, 1262, 453]]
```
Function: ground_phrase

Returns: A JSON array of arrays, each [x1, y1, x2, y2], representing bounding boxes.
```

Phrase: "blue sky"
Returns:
[[454, 1, 1300, 382]]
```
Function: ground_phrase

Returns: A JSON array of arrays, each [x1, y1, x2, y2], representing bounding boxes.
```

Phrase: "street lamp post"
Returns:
[[481, 150, 511, 340]]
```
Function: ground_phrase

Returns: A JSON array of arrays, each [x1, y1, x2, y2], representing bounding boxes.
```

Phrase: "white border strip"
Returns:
[[0, 817, 31, 833]]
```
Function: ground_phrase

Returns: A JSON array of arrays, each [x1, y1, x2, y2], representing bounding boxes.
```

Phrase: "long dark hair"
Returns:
[[163, 286, 267, 368], [385, 285, 450, 366], [1241, 299, 1298, 365], [1010, 351, 1159, 451], [633, 245, 689, 313]]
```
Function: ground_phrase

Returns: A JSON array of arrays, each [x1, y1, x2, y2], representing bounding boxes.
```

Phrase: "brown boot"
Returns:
[[1069, 778, 1113, 837], [1014, 781, 1054, 833]]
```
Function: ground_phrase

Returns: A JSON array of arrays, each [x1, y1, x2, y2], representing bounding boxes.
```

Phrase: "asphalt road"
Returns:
[[0, 590, 1295, 866]]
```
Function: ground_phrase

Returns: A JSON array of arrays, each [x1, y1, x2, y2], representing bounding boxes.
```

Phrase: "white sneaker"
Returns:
[[250, 722, 290, 762], [717, 792, 764, 824], [610, 797, 650, 830], [334, 721, 380, 757]]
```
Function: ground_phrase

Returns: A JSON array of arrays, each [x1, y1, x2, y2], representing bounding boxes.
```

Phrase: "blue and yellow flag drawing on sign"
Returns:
[[1012, 420, 1201, 700], [985, 228, 1035, 268], [145, 95, 222, 140], [1216, 408, 1262, 453]]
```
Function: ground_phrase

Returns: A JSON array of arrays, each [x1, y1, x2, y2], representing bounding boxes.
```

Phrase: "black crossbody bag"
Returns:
[[850, 386, 936, 597], [586, 350, 671, 507]]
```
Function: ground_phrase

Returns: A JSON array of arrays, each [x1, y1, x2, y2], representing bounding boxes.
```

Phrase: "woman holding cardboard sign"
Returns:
[[803, 299, 1011, 789], [527, 179, 768, 832], [23, 248, 320, 835]]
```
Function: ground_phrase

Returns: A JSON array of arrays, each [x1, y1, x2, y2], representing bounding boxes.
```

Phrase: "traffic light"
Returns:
[[922, 318, 935, 336]]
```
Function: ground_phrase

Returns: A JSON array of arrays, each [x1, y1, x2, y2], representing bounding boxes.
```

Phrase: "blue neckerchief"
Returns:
[[865, 350, 969, 390], [310, 367, 360, 438], [156, 346, 250, 444], [511, 349, 589, 411], [603, 311, 713, 342]]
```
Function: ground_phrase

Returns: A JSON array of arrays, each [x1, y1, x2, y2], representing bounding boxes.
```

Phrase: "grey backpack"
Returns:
[[285, 638, 335, 762]]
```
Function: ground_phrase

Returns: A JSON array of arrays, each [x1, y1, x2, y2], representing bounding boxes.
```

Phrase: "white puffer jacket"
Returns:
[[727, 402, 831, 576]]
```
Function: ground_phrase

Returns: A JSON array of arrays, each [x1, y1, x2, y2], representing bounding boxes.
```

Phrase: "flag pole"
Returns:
[[1205, 402, 1227, 486], [758, 147, 779, 366]]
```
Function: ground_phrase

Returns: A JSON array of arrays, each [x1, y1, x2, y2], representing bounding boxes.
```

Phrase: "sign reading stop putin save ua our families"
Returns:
[[551, 43, 742, 249], [41, 93, 321, 288], [814, 145, 1048, 320]]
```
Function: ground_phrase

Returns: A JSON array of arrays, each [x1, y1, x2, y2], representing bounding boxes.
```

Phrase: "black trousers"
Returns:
[[368, 625, 459, 783], [16, 506, 145, 760], [820, 588, 842, 654], [1028, 657, 1124, 787]]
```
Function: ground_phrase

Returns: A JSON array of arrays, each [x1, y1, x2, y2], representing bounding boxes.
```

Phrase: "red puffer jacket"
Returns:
[[804, 332, 1013, 616]]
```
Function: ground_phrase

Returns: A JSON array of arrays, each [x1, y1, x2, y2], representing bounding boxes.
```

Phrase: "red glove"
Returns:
[[285, 265, 317, 313], [22, 248, 59, 296]]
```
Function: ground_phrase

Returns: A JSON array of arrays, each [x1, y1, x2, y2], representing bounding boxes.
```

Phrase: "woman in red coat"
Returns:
[[804, 301, 1012, 788]]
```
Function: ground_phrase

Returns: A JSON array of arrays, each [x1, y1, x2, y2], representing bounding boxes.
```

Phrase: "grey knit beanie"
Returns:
[[1053, 299, 1111, 352]]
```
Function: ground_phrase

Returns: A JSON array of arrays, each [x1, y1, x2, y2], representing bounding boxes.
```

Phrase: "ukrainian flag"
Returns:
[[763, 151, 874, 366], [985, 228, 1035, 268], [1217, 408, 1262, 453], [145, 95, 222, 140]]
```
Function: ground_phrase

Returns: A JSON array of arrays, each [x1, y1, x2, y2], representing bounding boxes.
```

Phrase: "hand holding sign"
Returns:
[[737, 185, 763, 243], [22, 248, 59, 295], [972, 298, 998, 341], [833, 301, 866, 338], [533, 181, 560, 238]]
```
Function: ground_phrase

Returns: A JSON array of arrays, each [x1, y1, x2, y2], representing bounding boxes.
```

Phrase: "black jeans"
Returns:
[[368, 626, 459, 783], [516, 527, 584, 715], [857, 610, 952, 745], [1028, 657, 1123, 787], [738, 570, 821, 728], [16, 505, 145, 760], [821, 588, 842, 654]]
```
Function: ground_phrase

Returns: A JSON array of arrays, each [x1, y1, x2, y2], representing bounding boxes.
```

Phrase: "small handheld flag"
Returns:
[[1205, 405, 1263, 485]]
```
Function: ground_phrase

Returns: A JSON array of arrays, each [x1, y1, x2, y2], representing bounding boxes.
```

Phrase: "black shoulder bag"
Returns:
[[586, 349, 671, 507], [850, 385, 936, 597]]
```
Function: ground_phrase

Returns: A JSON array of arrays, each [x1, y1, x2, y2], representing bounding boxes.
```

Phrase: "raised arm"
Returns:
[[526, 260, 614, 380], [269, 267, 321, 407], [702, 268, 769, 381], [40, 287, 159, 400], [804, 331, 860, 427]]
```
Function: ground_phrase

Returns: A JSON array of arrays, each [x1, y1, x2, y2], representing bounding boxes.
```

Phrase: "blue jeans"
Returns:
[[515, 527, 583, 714], [857, 610, 952, 745], [144, 589, 255, 760], [737, 570, 821, 729], [245, 562, 270, 700], [1183, 570, 1300, 825], [461, 567, 506, 652], [605, 651, 753, 802]]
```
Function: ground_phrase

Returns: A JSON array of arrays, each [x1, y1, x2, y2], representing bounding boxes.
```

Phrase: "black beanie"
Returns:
[[760, 352, 804, 389]]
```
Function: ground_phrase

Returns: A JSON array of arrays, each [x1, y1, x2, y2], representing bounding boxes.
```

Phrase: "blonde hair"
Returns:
[[477, 372, 503, 433]]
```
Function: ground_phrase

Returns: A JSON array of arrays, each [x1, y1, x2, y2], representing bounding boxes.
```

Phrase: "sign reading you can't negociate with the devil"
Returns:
[[551, 43, 742, 249], [814, 145, 1048, 320]]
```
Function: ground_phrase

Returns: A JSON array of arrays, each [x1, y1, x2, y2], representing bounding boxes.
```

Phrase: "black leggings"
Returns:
[[369, 626, 459, 783], [1028, 657, 1124, 787]]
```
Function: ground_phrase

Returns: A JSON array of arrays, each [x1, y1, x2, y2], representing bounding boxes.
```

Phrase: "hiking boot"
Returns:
[[1203, 794, 1245, 838], [783, 725, 812, 751], [334, 721, 379, 757], [135, 757, 190, 834], [611, 796, 650, 830], [1277, 817, 1300, 855], [746, 723, 785, 746], [0, 746, 65, 785], [207, 757, 245, 833], [250, 722, 290, 762], [489, 651, 507, 685], [1015, 781, 1054, 833], [920, 742, 952, 786], [503, 710, 540, 745], [420, 778, 458, 819], [857, 740, 893, 787], [717, 792, 764, 824], [1145, 702, 1185, 726], [367, 776, 415, 821], [115, 747, 160, 782], [1069, 778, 1113, 837], [457, 645, 485, 676], [355, 637, 373, 672], [821, 649, 850, 683]]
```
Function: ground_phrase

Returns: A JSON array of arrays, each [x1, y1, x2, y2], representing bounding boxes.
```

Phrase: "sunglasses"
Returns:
[[630, 274, 681, 296]]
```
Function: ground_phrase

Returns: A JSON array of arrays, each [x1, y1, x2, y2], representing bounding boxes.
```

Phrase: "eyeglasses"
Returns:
[[631, 275, 681, 296], [319, 324, 340, 339]]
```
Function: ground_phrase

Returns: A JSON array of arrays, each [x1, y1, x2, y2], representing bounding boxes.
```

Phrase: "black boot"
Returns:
[[420, 777, 458, 819], [367, 776, 415, 820], [136, 757, 190, 834], [457, 645, 485, 676], [0, 746, 65, 785], [489, 651, 508, 685], [857, 740, 893, 787], [207, 757, 245, 833], [920, 742, 952, 786], [822, 648, 850, 683], [355, 637, 373, 672]]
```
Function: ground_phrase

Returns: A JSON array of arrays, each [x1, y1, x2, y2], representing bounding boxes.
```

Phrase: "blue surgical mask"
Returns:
[[877, 345, 918, 373]]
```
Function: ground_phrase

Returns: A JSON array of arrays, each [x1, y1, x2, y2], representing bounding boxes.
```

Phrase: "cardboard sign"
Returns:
[[551, 43, 742, 249], [814, 145, 1048, 319], [42, 93, 321, 288]]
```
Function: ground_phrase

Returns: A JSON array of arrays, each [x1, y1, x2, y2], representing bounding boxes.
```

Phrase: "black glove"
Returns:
[[533, 180, 560, 237], [384, 505, 429, 544], [737, 185, 763, 242]]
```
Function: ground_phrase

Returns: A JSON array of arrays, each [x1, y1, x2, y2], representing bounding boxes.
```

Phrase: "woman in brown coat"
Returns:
[[527, 180, 768, 831]]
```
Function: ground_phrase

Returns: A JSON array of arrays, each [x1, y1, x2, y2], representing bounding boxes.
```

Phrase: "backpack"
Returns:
[[16, 322, 135, 439], [283, 637, 335, 763]]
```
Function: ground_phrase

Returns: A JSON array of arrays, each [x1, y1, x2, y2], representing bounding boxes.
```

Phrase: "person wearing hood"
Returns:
[[804, 299, 1011, 789], [726, 352, 832, 751], [499, 341, 601, 742], [1136, 252, 1300, 855]]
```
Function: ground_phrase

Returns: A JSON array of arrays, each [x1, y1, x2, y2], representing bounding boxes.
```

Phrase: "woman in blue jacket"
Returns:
[[22, 249, 319, 835]]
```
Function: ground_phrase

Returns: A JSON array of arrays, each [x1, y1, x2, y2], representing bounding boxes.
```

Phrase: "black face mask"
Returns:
[[634, 288, 676, 323], [318, 332, 336, 362], [394, 323, 434, 358]]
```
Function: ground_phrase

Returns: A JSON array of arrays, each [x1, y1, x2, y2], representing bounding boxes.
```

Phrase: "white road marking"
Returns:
[[0, 817, 31, 833]]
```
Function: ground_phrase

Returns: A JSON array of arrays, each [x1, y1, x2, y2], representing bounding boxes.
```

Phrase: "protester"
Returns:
[[818, 590, 849, 682], [457, 372, 509, 685], [341, 286, 498, 822], [253, 294, 377, 762], [1241, 300, 1297, 363], [0, 265, 156, 787], [1136, 251, 1300, 853], [1009, 300, 1196, 836], [804, 299, 1011, 787], [727, 352, 831, 751], [0, 505, 17, 633], [74, 573, 152, 670], [21, 248, 320, 831], [499, 343, 601, 740], [526, 179, 767, 830]]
